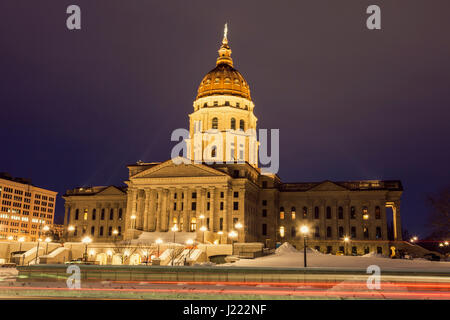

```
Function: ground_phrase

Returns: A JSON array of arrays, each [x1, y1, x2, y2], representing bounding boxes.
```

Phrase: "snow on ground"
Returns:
[[0, 268, 18, 281], [225, 243, 450, 272], [135, 232, 195, 244]]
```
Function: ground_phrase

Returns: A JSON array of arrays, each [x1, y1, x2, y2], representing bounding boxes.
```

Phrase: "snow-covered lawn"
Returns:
[[0, 268, 18, 281], [225, 243, 450, 272]]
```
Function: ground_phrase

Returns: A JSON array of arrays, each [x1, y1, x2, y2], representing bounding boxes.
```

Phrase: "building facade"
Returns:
[[63, 28, 403, 255], [0, 172, 57, 241]]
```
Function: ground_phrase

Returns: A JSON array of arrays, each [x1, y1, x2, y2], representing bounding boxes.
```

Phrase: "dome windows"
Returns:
[[239, 120, 245, 130], [225, 101, 230, 106], [231, 118, 236, 130], [236, 102, 240, 108], [214, 101, 218, 106], [212, 117, 218, 129]]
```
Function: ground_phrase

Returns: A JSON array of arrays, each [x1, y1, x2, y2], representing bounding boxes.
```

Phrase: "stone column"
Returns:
[[182, 188, 188, 232], [136, 190, 144, 230], [64, 203, 70, 226], [161, 189, 169, 231], [393, 200, 402, 241], [156, 189, 162, 231], [143, 189, 150, 231], [223, 189, 228, 234], [209, 187, 215, 231]]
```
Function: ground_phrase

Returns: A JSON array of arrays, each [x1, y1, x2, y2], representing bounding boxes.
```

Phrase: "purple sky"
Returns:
[[0, 1, 449, 237]]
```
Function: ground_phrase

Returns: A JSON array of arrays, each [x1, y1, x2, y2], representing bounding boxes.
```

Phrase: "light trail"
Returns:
[[0, 285, 449, 299]]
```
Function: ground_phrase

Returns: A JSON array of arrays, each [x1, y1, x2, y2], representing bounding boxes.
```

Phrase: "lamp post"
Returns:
[[112, 229, 118, 242], [18, 237, 25, 265], [171, 225, 178, 243], [82, 236, 92, 263], [35, 224, 50, 264], [344, 236, 350, 256], [218, 231, 223, 244], [155, 238, 163, 257], [185, 239, 194, 265], [229, 230, 237, 255], [200, 226, 207, 243], [45, 237, 52, 255], [300, 225, 309, 268], [130, 215, 136, 229]]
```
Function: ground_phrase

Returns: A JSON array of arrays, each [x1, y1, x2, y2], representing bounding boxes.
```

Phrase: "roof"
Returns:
[[279, 180, 403, 192]]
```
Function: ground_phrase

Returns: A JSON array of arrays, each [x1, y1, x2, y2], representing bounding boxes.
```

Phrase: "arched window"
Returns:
[[280, 207, 285, 220], [212, 117, 218, 129], [231, 118, 236, 130], [118, 208, 123, 220], [291, 226, 296, 237], [239, 119, 245, 130], [350, 206, 356, 219], [190, 217, 197, 231], [302, 207, 308, 218], [338, 226, 344, 238], [99, 226, 104, 236], [91, 226, 95, 235], [326, 206, 332, 219], [203, 102, 207, 108], [109, 209, 114, 220], [92, 209, 96, 220], [375, 206, 381, 219], [279, 226, 285, 237], [327, 226, 332, 238], [101, 208, 105, 220], [338, 206, 343, 219], [291, 207, 296, 220], [118, 226, 122, 236]]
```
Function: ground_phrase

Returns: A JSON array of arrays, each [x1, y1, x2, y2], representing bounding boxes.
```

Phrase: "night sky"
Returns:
[[1, 1, 449, 237]]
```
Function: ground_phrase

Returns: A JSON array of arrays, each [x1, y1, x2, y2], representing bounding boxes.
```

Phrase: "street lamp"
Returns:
[[18, 237, 25, 265], [35, 224, 50, 264], [300, 225, 309, 268], [171, 225, 178, 243], [343, 236, 350, 256], [155, 238, 163, 257], [185, 239, 194, 264], [82, 236, 92, 263], [200, 226, 207, 243], [229, 230, 237, 255], [444, 241, 449, 246], [45, 237, 52, 255]]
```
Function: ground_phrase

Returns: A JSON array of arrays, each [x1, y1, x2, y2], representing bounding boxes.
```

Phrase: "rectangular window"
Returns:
[[233, 192, 239, 198], [191, 202, 196, 211], [207, 202, 210, 211], [233, 202, 239, 210], [192, 192, 197, 199], [262, 200, 267, 206], [262, 181, 267, 188], [219, 218, 223, 230], [109, 209, 114, 220], [220, 202, 224, 210], [220, 192, 224, 198], [174, 202, 177, 211], [262, 224, 267, 236], [262, 209, 267, 217]]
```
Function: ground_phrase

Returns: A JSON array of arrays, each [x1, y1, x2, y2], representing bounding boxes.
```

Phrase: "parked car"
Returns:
[[64, 258, 84, 264], [335, 251, 344, 256], [423, 253, 441, 261]]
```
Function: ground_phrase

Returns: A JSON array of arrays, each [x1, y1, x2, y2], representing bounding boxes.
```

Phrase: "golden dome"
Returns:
[[196, 25, 251, 101]]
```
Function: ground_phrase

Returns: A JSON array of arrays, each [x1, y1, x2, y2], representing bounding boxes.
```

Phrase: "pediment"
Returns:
[[308, 181, 348, 192], [131, 158, 228, 179], [96, 186, 126, 195]]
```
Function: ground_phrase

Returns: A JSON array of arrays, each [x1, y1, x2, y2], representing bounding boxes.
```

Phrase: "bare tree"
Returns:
[[112, 239, 138, 265], [426, 186, 450, 239], [168, 245, 185, 266]]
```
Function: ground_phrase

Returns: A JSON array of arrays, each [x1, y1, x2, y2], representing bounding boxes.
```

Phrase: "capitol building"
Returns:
[[63, 27, 403, 259]]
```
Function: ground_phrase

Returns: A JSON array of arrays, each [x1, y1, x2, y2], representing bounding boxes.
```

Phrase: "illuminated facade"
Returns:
[[63, 27, 403, 255], [0, 173, 57, 241]]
